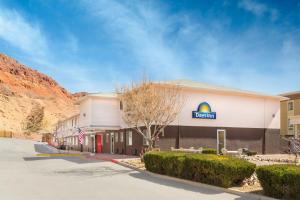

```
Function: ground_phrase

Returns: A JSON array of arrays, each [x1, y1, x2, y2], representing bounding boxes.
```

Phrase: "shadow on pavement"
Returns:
[[129, 172, 250, 200], [55, 166, 133, 177], [23, 156, 104, 164], [34, 143, 59, 154]]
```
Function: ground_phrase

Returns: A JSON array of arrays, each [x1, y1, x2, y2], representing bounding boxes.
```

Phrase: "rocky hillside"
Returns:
[[0, 53, 80, 134]]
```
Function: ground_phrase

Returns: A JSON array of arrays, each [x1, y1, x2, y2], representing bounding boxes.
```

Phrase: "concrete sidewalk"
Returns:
[[86, 153, 138, 161]]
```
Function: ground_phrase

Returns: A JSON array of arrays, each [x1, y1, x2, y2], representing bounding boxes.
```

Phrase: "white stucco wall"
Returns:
[[265, 98, 281, 129], [79, 98, 92, 127], [90, 97, 121, 128], [74, 89, 281, 130], [171, 89, 281, 129]]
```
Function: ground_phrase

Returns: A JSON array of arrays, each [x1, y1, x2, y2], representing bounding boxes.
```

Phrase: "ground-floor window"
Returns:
[[85, 135, 89, 146], [120, 132, 124, 142], [106, 133, 109, 143], [126, 131, 132, 146], [72, 137, 75, 145], [217, 129, 226, 154], [288, 119, 294, 131], [115, 132, 118, 142], [143, 137, 149, 146], [142, 129, 149, 145], [75, 137, 78, 145]]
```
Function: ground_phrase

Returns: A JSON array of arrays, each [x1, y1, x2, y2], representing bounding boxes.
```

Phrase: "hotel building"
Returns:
[[55, 80, 286, 155]]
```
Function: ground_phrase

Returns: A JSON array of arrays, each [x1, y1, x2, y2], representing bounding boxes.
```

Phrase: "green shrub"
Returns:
[[256, 165, 300, 200], [246, 151, 257, 156], [143, 151, 185, 176], [144, 151, 255, 188], [202, 148, 217, 154], [143, 151, 166, 174], [184, 154, 255, 187], [162, 153, 186, 177]]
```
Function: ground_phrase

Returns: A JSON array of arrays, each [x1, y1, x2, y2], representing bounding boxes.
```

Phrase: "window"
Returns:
[[72, 137, 75, 145], [120, 101, 123, 110], [75, 137, 78, 145], [142, 129, 149, 146], [85, 136, 89, 146], [115, 132, 118, 143], [288, 119, 294, 131], [143, 137, 149, 146], [106, 133, 109, 143], [120, 132, 124, 142], [127, 131, 132, 146], [288, 101, 294, 111]]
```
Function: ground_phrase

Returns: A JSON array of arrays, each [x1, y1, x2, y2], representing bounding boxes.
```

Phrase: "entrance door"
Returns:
[[111, 132, 114, 154], [96, 134, 102, 153], [217, 129, 226, 154]]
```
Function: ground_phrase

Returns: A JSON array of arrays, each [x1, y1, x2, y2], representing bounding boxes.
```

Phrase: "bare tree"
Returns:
[[117, 79, 185, 150], [289, 137, 300, 164]]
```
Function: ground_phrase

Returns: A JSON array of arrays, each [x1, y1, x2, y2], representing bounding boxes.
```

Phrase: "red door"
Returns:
[[96, 134, 102, 153]]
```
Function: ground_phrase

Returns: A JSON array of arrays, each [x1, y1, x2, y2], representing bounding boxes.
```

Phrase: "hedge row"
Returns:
[[256, 165, 300, 200], [202, 148, 217, 154], [144, 151, 255, 188]]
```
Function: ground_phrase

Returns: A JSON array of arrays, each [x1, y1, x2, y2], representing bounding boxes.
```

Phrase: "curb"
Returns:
[[112, 159, 276, 200], [36, 153, 83, 157]]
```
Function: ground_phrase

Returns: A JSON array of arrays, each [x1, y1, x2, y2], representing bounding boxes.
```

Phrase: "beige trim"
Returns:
[[76, 93, 117, 104], [290, 115, 300, 125], [77, 80, 287, 106], [163, 80, 287, 100]]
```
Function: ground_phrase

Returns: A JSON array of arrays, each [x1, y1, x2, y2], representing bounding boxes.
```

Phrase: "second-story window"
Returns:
[[288, 101, 294, 111]]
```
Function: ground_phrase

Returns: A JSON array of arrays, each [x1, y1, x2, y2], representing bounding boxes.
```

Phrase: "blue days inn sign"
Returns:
[[192, 102, 216, 119]]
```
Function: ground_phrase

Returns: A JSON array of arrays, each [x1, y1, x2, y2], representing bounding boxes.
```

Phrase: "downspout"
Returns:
[[263, 98, 266, 154], [176, 115, 180, 149]]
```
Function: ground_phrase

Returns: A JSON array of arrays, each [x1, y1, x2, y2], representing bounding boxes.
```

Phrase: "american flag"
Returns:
[[78, 128, 84, 145]]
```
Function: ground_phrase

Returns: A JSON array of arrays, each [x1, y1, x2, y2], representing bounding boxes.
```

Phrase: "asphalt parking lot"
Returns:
[[0, 138, 254, 200]]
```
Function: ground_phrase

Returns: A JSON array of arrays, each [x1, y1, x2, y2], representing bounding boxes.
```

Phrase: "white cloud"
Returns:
[[239, 0, 267, 16], [0, 1, 298, 94], [0, 6, 95, 92], [239, 0, 278, 21], [81, 0, 186, 79], [77, 0, 300, 94], [0, 8, 48, 56]]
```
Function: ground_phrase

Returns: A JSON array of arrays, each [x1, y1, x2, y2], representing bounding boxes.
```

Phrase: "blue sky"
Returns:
[[0, 0, 300, 94]]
